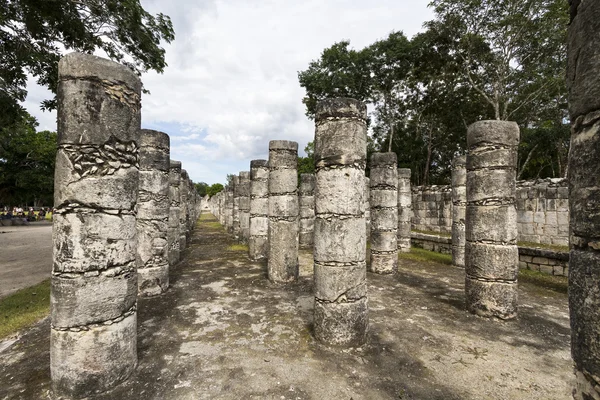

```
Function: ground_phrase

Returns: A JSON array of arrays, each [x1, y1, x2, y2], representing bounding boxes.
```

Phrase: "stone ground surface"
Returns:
[[0, 213, 573, 399], [0, 221, 52, 298]]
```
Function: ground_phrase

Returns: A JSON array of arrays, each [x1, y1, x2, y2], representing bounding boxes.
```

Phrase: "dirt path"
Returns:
[[0, 222, 52, 298], [0, 213, 573, 399]]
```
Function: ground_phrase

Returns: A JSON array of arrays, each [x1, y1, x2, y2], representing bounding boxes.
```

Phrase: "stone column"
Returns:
[[137, 130, 170, 296], [365, 177, 370, 241], [299, 173, 315, 249], [168, 160, 182, 265], [233, 175, 241, 239], [239, 171, 251, 243], [268, 140, 299, 283], [397, 168, 412, 253], [225, 185, 234, 233], [179, 169, 189, 251], [249, 160, 269, 260], [314, 98, 368, 346], [451, 156, 467, 267], [465, 121, 519, 319], [567, 3, 600, 398], [51, 52, 140, 397], [369, 153, 398, 274]]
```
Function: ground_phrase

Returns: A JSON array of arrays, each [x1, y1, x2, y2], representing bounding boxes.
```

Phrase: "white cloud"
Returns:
[[22, 0, 433, 185]]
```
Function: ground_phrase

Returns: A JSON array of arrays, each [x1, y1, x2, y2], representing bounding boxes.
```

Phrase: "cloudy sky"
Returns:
[[24, 0, 433, 185]]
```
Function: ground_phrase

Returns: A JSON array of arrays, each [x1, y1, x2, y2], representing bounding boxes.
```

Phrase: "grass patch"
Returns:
[[227, 244, 249, 251], [518, 241, 569, 252], [398, 247, 453, 265], [412, 229, 452, 238], [0, 280, 50, 340], [199, 212, 215, 221], [519, 269, 568, 294]]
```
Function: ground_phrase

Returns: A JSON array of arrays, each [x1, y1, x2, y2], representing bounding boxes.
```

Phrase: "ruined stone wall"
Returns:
[[411, 179, 569, 246], [411, 185, 452, 234], [516, 178, 569, 246]]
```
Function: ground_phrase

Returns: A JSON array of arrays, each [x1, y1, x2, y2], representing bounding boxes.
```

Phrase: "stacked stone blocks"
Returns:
[[313, 98, 368, 346], [369, 153, 398, 274], [465, 120, 520, 320], [267, 141, 299, 283]]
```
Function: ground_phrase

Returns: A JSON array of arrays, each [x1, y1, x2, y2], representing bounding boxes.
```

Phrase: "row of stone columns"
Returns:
[[51, 52, 201, 398]]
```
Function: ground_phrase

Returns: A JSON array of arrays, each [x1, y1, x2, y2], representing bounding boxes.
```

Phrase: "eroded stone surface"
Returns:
[[299, 174, 315, 249], [52, 52, 140, 398], [314, 98, 368, 347], [465, 121, 519, 320], [397, 168, 412, 253], [238, 171, 251, 244], [369, 153, 398, 275], [137, 129, 170, 296], [568, 3, 600, 397], [249, 160, 269, 260], [267, 141, 299, 283], [452, 156, 466, 267], [168, 160, 182, 266]]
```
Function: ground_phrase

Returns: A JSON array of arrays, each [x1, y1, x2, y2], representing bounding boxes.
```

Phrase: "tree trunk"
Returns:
[[388, 123, 394, 152], [517, 144, 538, 180], [423, 130, 433, 185]]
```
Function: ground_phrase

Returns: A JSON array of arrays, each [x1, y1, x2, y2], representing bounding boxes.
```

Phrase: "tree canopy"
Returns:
[[298, 0, 569, 184], [0, 0, 175, 127], [0, 113, 56, 206]]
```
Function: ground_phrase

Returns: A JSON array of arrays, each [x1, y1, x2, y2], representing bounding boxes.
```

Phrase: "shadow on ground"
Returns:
[[0, 213, 573, 399]]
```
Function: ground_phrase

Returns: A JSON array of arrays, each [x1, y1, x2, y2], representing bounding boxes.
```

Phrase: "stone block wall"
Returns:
[[411, 185, 452, 234], [516, 178, 569, 246], [410, 178, 569, 247]]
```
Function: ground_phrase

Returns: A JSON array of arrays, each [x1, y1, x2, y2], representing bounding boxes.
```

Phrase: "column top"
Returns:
[[59, 52, 141, 93], [269, 140, 298, 151], [316, 98, 367, 121], [370, 152, 397, 167], [250, 159, 268, 169], [467, 120, 519, 148], [140, 129, 170, 149], [397, 168, 411, 178], [170, 160, 182, 169]]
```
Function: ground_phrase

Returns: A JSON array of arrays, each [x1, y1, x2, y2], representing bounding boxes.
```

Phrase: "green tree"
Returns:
[[297, 142, 315, 178], [426, 0, 567, 122], [207, 183, 224, 197], [298, 41, 373, 119], [0, 0, 175, 126], [0, 113, 56, 206], [195, 182, 209, 197]]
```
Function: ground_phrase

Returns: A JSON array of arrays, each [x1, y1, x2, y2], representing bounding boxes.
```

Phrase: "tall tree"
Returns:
[[0, 0, 175, 126], [426, 0, 568, 122], [0, 113, 56, 206], [298, 41, 372, 119]]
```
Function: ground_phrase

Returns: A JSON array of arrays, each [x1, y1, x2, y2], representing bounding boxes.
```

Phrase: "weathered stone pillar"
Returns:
[[465, 121, 519, 319], [233, 175, 241, 239], [179, 169, 189, 251], [397, 168, 412, 253], [168, 160, 182, 265], [51, 52, 140, 397], [267, 140, 299, 283], [137, 130, 170, 296], [567, 3, 600, 398], [313, 98, 368, 346], [299, 173, 315, 249], [451, 156, 467, 267], [225, 185, 234, 233], [249, 160, 269, 260], [369, 153, 398, 274], [365, 177, 370, 241], [239, 171, 251, 243]]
